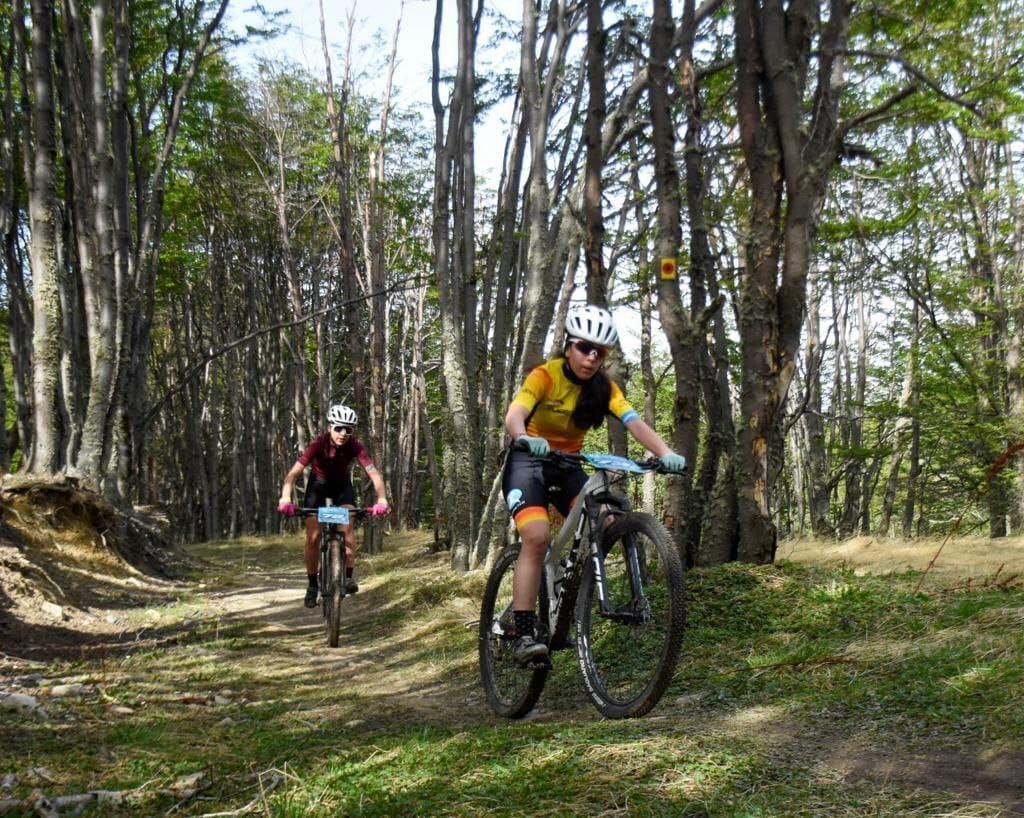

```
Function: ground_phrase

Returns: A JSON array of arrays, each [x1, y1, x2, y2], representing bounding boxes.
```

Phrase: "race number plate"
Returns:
[[317, 506, 350, 524]]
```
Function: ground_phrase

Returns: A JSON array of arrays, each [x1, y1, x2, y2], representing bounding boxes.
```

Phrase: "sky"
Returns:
[[228, 0, 518, 181]]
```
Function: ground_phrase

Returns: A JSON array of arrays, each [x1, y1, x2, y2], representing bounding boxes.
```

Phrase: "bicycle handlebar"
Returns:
[[512, 439, 682, 475], [286, 506, 375, 519]]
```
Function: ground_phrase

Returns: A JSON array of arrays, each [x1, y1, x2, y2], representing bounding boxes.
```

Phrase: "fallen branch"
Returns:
[[945, 564, 1023, 593], [196, 772, 284, 817], [161, 770, 213, 816], [914, 441, 1024, 593], [750, 655, 856, 677], [0, 787, 141, 816]]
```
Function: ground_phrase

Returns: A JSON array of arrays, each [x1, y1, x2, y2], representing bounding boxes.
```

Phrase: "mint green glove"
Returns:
[[517, 435, 550, 458], [659, 452, 686, 473]]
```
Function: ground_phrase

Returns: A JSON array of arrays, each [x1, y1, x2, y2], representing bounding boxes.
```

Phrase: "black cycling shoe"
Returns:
[[304, 585, 319, 608], [344, 577, 359, 594], [512, 634, 549, 668]]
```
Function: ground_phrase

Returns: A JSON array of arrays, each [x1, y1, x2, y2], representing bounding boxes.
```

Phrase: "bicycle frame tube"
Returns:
[[541, 469, 632, 629]]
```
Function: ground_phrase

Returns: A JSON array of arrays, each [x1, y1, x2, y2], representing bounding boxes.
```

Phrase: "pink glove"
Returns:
[[370, 501, 389, 517], [277, 501, 297, 517]]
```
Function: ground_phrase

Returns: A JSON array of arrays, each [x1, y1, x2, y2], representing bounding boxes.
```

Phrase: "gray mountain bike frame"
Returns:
[[540, 466, 638, 632]]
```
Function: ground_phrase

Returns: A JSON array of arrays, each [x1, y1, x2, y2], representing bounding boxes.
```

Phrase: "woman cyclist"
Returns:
[[278, 405, 390, 608], [503, 305, 685, 666]]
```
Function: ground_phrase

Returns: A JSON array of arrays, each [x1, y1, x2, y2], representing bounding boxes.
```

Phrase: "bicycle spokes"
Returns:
[[478, 548, 549, 718], [576, 513, 684, 718]]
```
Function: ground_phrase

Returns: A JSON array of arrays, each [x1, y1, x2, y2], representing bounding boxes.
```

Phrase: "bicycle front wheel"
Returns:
[[575, 513, 684, 718], [322, 535, 343, 648], [479, 547, 548, 719]]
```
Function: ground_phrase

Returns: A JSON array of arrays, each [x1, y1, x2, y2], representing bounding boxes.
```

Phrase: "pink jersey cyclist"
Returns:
[[298, 432, 375, 496], [278, 404, 390, 608]]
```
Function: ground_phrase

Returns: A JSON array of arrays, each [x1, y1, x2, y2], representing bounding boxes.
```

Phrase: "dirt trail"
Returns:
[[183, 536, 493, 726]]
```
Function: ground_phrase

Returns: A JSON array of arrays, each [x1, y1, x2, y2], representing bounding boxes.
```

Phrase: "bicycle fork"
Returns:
[[590, 534, 651, 625]]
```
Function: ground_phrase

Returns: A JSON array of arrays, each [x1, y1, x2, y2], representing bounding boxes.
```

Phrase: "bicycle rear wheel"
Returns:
[[479, 547, 548, 718], [575, 513, 684, 718], [321, 534, 343, 648]]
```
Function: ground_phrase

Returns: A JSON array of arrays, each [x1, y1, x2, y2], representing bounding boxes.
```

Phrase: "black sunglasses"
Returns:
[[332, 425, 353, 434], [571, 339, 608, 359]]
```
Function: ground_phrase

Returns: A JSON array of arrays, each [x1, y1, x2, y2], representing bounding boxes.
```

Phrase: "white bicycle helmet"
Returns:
[[326, 404, 358, 427], [565, 304, 619, 347]]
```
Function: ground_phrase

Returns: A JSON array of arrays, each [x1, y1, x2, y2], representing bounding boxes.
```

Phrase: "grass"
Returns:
[[676, 562, 1024, 742], [1, 532, 1022, 816]]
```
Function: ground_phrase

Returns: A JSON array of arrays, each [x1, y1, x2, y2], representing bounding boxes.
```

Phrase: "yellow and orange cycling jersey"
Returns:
[[511, 358, 639, 453]]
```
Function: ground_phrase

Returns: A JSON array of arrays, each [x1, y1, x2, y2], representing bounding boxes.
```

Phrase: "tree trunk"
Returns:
[[26, 0, 62, 475], [361, 11, 402, 552], [432, 0, 480, 570], [649, 0, 701, 563], [838, 279, 867, 537], [630, 136, 657, 515], [272, 127, 313, 446], [7, 2, 35, 462], [678, 0, 729, 562], [733, 0, 852, 563], [902, 379, 921, 538], [480, 93, 527, 487], [1, 6, 31, 469], [320, 1, 367, 446], [582, 0, 607, 306], [515, 0, 582, 377], [76, 0, 120, 489], [803, 266, 832, 535]]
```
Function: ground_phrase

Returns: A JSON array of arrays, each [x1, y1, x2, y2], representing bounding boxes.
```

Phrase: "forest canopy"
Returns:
[[1, 0, 1022, 569]]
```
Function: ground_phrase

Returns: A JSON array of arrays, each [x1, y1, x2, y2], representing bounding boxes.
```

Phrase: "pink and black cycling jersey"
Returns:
[[298, 433, 375, 485]]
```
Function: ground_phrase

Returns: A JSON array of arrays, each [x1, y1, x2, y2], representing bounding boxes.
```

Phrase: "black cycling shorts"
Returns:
[[303, 480, 355, 510], [502, 449, 587, 527]]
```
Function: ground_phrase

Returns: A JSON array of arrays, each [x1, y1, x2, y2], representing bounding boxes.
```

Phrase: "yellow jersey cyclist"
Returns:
[[503, 304, 686, 666], [278, 405, 390, 608]]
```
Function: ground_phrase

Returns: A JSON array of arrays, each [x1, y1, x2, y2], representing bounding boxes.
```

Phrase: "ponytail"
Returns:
[[571, 368, 612, 430]]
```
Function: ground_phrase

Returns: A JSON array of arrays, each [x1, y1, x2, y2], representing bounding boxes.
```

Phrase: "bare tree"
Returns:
[[362, 9, 402, 551], [583, 0, 607, 305], [516, 0, 584, 375], [321, 3, 368, 438], [648, 0, 703, 561], [26, 0, 62, 474], [432, 0, 480, 568], [802, 265, 832, 535], [732, 0, 867, 562], [1, 1, 34, 466]]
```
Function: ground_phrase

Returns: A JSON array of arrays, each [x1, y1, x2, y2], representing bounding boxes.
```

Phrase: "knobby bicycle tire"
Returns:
[[322, 534, 344, 648], [575, 512, 685, 718], [478, 547, 548, 719]]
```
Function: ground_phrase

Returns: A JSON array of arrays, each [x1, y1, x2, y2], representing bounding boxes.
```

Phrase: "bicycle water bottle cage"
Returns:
[[318, 507, 350, 525]]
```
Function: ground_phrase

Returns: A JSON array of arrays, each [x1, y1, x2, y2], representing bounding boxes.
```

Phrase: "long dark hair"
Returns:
[[562, 356, 612, 430]]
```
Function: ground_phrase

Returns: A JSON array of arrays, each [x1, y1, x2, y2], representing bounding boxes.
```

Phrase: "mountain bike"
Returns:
[[297, 504, 371, 648], [479, 449, 686, 719]]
